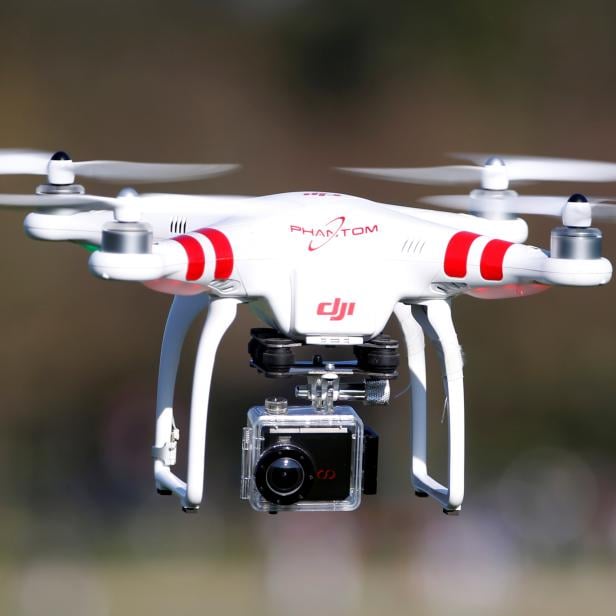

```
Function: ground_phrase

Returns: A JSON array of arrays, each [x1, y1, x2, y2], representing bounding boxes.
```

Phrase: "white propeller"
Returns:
[[0, 149, 239, 185], [0, 192, 117, 209], [0, 191, 147, 221], [420, 192, 616, 225], [451, 153, 616, 183], [0, 149, 52, 175], [338, 164, 486, 185], [339, 154, 616, 191], [0, 189, 257, 223]]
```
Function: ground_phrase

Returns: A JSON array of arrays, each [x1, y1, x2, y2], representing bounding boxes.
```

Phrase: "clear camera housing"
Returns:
[[241, 404, 370, 512]]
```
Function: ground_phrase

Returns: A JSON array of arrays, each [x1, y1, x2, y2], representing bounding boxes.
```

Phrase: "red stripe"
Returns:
[[444, 231, 480, 278], [173, 235, 205, 281], [196, 228, 234, 279], [480, 239, 512, 281]]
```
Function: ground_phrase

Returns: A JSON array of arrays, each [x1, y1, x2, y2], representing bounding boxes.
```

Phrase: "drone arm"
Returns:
[[395, 300, 464, 512], [444, 240, 612, 292], [153, 293, 211, 496], [498, 244, 612, 287]]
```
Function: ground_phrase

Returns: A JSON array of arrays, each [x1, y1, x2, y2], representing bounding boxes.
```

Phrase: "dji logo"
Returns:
[[316, 298, 356, 321]]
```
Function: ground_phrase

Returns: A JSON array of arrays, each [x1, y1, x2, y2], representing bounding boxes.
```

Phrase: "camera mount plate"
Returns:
[[248, 328, 399, 378], [248, 328, 399, 408]]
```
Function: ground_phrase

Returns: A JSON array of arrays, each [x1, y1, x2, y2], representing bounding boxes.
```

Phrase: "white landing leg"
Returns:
[[153, 293, 211, 496], [394, 300, 465, 514], [153, 295, 240, 512]]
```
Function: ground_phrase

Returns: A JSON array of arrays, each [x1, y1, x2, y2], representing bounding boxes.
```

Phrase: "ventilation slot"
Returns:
[[401, 239, 426, 255], [170, 217, 188, 235], [432, 282, 468, 295]]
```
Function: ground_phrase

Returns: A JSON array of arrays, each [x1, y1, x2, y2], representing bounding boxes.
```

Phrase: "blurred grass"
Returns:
[[1, 558, 616, 616]]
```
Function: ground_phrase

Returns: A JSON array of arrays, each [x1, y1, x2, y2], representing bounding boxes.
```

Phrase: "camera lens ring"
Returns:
[[255, 443, 315, 506], [265, 457, 304, 496]]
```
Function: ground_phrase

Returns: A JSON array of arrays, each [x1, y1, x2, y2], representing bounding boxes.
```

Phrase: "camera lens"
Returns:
[[255, 443, 315, 506], [266, 457, 304, 496]]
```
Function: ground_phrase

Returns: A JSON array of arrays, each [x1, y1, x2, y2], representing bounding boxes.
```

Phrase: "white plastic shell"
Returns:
[[241, 405, 364, 513]]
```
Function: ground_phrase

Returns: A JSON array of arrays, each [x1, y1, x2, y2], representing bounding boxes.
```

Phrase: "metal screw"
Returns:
[[265, 397, 288, 414]]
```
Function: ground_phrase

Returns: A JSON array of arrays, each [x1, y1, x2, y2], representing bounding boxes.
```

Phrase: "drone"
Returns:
[[2, 149, 616, 515]]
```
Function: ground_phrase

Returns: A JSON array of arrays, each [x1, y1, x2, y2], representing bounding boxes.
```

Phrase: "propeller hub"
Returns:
[[568, 193, 588, 203], [480, 160, 509, 191], [562, 193, 592, 227], [47, 151, 75, 186], [51, 150, 71, 161]]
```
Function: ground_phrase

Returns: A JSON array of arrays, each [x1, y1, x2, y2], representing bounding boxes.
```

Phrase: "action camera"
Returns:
[[241, 398, 378, 513]]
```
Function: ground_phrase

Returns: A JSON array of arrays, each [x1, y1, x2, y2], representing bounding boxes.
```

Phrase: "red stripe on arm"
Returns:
[[480, 239, 513, 281], [197, 228, 234, 279], [444, 231, 480, 278], [172, 235, 205, 281]]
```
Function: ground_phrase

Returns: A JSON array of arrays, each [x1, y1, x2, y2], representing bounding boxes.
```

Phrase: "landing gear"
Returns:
[[395, 300, 465, 515]]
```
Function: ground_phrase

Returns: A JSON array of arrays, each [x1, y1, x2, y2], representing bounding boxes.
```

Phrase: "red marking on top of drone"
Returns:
[[173, 235, 205, 281], [303, 192, 341, 197], [197, 228, 234, 279], [480, 239, 513, 281], [444, 231, 480, 278]]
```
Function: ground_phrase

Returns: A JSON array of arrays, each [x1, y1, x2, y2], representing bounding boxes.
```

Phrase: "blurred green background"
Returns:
[[1, 1, 616, 614]]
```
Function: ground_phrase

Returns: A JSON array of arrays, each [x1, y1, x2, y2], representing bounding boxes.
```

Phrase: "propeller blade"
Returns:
[[0, 148, 240, 184], [450, 153, 616, 183], [0, 149, 53, 175], [592, 201, 616, 221], [337, 165, 482, 186], [420, 193, 616, 219], [419, 194, 564, 216], [71, 161, 240, 183], [0, 193, 117, 209], [341, 155, 616, 189]]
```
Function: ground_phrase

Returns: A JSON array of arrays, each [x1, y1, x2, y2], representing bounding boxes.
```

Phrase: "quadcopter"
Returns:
[[2, 149, 616, 515]]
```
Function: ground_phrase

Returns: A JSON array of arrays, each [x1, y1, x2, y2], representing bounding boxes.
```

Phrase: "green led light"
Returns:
[[73, 241, 99, 253]]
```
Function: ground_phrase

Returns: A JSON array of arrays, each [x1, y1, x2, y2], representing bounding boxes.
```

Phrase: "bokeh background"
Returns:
[[1, 1, 616, 614]]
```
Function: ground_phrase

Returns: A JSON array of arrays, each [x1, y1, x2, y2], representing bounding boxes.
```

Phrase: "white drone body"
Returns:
[[3, 150, 616, 515]]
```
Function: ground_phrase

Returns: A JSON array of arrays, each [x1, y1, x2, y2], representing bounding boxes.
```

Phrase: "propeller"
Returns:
[[0, 188, 257, 223], [0, 190, 148, 222], [0, 149, 52, 175], [451, 152, 616, 183], [338, 164, 489, 186], [338, 153, 616, 191], [0, 149, 239, 185], [419, 192, 616, 225], [0, 193, 117, 209]]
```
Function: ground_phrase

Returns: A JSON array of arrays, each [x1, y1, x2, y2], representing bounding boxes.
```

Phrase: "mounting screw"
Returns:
[[265, 396, 288, 415]]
